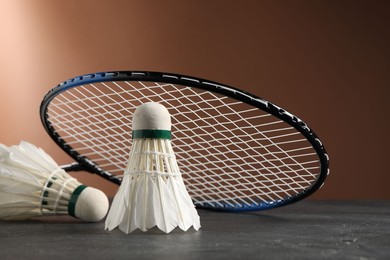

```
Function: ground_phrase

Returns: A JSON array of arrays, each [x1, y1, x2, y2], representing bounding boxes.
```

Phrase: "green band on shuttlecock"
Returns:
[[132, 130, 171, 140], [68, 185, 87, 218]]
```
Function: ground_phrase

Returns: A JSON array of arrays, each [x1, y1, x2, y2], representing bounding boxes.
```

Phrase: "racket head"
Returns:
[[40, 71, 329, 211]]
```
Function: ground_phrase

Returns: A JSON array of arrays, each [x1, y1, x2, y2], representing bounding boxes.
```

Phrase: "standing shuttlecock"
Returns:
[[105, 102, 201, 234], [0, 141, 109, 222]]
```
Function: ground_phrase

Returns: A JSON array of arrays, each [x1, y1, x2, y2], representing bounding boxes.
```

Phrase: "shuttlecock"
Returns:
[[105, 102, 201, 234], [0, 141, 109, 222]]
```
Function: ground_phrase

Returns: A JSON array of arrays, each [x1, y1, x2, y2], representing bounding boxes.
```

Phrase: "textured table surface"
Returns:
[[0, 200, 389, 260]]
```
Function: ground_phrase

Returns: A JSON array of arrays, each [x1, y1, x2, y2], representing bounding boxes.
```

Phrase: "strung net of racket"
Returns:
[[40, 71, 329, 211]]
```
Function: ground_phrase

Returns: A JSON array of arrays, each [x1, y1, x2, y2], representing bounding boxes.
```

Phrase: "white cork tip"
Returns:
[[74, 187, 109, 222], [133, 102, 171, 131]]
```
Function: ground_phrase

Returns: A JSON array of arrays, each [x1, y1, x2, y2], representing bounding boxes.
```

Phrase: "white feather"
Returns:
[[0, 141, 109, 222], [105, 138, 201, 234]]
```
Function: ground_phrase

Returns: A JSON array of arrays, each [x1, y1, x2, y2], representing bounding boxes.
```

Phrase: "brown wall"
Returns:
[[0, 0, 389, 199]]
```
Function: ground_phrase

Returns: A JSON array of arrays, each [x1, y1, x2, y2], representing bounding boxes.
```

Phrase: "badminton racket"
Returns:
[[40, 71, 329, 211]]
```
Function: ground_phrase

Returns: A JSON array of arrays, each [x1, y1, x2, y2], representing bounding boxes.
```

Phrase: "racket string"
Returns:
[[47, 80, 321, 208]]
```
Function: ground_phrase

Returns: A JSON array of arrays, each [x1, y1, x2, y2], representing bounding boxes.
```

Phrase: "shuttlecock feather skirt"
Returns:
[[105, 137, 201, 233], [0, 142, 89, 220]]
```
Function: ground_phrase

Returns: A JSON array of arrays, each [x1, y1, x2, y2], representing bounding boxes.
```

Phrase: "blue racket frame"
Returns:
[[40, 71, 329, 211]]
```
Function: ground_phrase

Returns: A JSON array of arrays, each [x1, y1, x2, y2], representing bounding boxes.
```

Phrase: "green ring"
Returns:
[[132, 130, 171, 139], [68, 185, 88, 218]]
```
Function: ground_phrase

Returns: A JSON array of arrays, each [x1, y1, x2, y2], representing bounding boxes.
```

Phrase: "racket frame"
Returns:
[[40, 71, 329, 211]]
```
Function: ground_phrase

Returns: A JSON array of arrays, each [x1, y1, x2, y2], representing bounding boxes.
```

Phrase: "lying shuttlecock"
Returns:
[[105, 102, 201, 233], [0, 141, 109, 222]]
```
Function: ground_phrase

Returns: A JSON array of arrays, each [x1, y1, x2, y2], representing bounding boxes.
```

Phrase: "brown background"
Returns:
[[0, 0, 388, 199]]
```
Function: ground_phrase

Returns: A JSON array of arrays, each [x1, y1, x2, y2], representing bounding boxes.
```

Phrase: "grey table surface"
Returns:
[[0, 200, 389, 260]]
